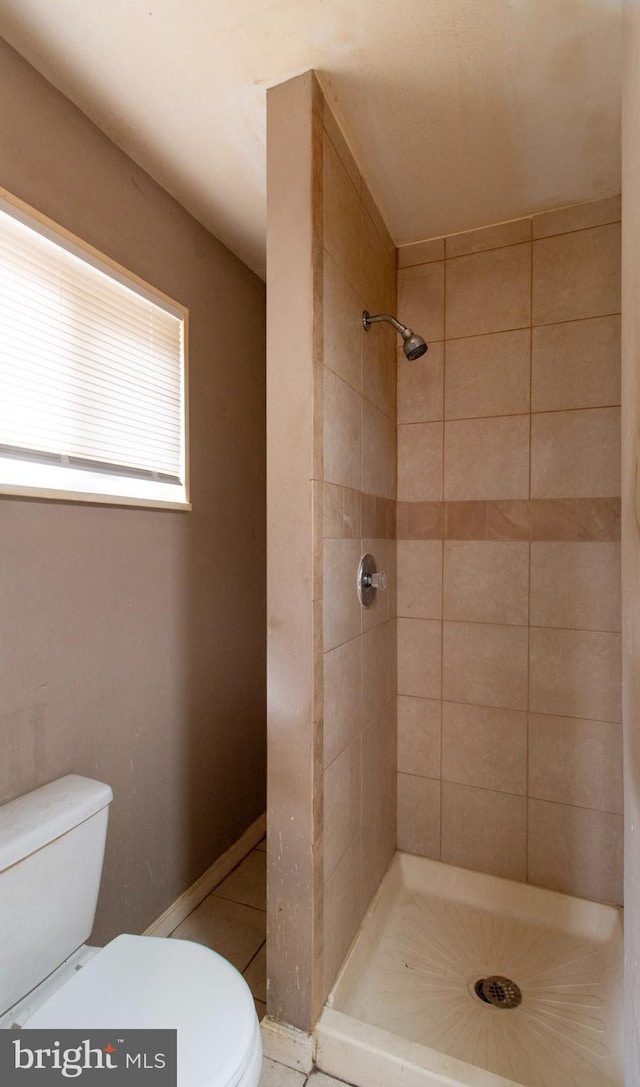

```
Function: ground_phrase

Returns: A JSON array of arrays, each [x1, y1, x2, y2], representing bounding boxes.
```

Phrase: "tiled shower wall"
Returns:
[[395, 196, 623, 905], [320, 94, 397, 997], [266, 72, 397, 1029]]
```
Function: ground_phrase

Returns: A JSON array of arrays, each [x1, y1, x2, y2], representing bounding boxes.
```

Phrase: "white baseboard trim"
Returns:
[[143, 812, 266, 937], [260, 1017, 315, 1074]]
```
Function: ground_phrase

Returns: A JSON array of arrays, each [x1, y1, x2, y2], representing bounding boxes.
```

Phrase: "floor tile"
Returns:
[[170, 894, 265, 972], [258, 1057, 306, 1086], [214, 849, 267, 910], [244, 942, 267, 1002]]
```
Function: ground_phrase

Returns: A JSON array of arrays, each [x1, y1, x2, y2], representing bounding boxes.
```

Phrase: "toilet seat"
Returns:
[[23, 934, 261, 1087]]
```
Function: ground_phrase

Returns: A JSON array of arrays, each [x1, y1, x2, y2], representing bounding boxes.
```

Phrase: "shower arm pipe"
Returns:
[[362, 312, 407, 335]]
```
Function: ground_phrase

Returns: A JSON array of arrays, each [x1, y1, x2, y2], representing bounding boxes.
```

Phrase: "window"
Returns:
[[0, 191, 188, 508]]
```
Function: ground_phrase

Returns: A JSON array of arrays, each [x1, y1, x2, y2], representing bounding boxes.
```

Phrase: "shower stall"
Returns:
[[266, 69, 630, 1087]]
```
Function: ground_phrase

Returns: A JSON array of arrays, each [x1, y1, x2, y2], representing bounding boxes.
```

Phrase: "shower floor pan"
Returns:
[[316, 852, 623, 1087]]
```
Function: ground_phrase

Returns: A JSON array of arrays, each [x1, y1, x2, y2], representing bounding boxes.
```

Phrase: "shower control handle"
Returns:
[[358, 554, 387, 608]]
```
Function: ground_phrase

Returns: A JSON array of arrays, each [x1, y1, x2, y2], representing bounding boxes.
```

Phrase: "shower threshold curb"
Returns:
[[316, 1007, 521, 1087]]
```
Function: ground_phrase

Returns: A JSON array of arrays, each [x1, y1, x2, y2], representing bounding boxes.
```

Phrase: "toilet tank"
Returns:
[[0, 775, 113, 1016]]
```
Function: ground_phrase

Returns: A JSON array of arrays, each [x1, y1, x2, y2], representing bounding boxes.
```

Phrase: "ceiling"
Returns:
[[0, 0, 623, 280]]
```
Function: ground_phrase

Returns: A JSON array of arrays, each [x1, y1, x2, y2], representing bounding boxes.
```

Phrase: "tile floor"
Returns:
[[169, 839, 349, 1087]]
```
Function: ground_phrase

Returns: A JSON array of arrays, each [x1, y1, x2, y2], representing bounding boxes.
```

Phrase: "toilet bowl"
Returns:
[[0, 776, 262, 1087], [23, 935, 262, 1087]]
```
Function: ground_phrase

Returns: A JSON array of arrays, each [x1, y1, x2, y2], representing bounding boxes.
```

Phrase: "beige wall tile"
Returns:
[[398, 261, 445, 342], [445, 500, 488, 539], [487, 500, 531, 540], [441, 782, 527, 880], [397, 500, 445, 540], [443, 621, 528, 710], [397, 773, 441, 858], [323, 368, 361, 490], [528, 799, 623, 904], [323, 636, 363, 768], [397, 540, 443, 619], [323, 134, 361, 291], [323, 538, 362, 651], [442, 702, 527, 794], [361, 180, 395, 259], [445, 329, 530, 420], [361, 623, 390, 725], [323, 252, 362, 393], [530, 542, 621, 631], [362, 317, 392, 417], [446, 217, 531, 258], [444, 416, 530, 500], [362, 207, 395, 316], [529, 627, 622, 722], [397, 618, 442, 699], [397, 695, 441, 778], [363, 399, 393, 499], [323, 833, 365, 996], [532, 223, 621, 325], [361, 708, 396, 904], [323, 738, 361, 881], [531, 316, 621, 412], [322, 483, 361, 540], [388, 616, 398, 698], [529, 713, 623, 813], [397, 237, 445, 267], [322, 481, 346, 540], [532, 196, 621, 239], [530, 497, 621, 542], [445, 244, 531, 338], [398, 341, 444, 424], [530, 407, 621, 498], [362, 495, 394, 540], [323, 106, 360, 191], [397, 423, 443, 502], [443, 541, 529, 625]]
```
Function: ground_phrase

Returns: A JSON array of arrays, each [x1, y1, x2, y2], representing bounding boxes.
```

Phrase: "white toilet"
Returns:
[[0, 775, 262, 1086]]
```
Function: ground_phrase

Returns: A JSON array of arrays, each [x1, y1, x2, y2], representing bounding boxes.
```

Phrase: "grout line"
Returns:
[[440, 309, 621, 342], [398, 403, 620, 428], [242, 938, 267, 981]]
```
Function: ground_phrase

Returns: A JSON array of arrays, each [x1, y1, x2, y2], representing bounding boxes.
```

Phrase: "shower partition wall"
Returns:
[[266, 71, 398, 1032]]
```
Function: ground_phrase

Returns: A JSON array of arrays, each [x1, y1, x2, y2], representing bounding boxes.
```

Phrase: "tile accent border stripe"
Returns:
[[397, 498, 621, 541], [323, 482, 396, 539]]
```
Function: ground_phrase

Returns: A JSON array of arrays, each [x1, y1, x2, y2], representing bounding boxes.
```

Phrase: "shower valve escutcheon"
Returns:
[[358, 553, 387, 608]]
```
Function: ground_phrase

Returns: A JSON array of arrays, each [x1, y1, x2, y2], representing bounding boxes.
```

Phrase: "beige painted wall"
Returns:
[[396, 198, 623, 906], [0, 38, 266, 944], [266, 72, 397, 1030], [622, 1, 640, 1078]]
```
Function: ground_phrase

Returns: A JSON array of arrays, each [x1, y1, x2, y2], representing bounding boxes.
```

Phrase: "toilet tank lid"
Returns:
[[0, 775, 113, 872]]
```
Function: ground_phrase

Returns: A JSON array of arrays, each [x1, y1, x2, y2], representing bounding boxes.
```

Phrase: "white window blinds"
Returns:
[[0, 196, 188, 508]]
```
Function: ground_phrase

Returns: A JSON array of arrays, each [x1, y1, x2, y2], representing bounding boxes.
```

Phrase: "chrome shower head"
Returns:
[[362, 310, 428, 360]]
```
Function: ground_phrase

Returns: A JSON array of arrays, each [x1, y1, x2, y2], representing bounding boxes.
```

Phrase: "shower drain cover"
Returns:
[[474, 975, 522, 1009]]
